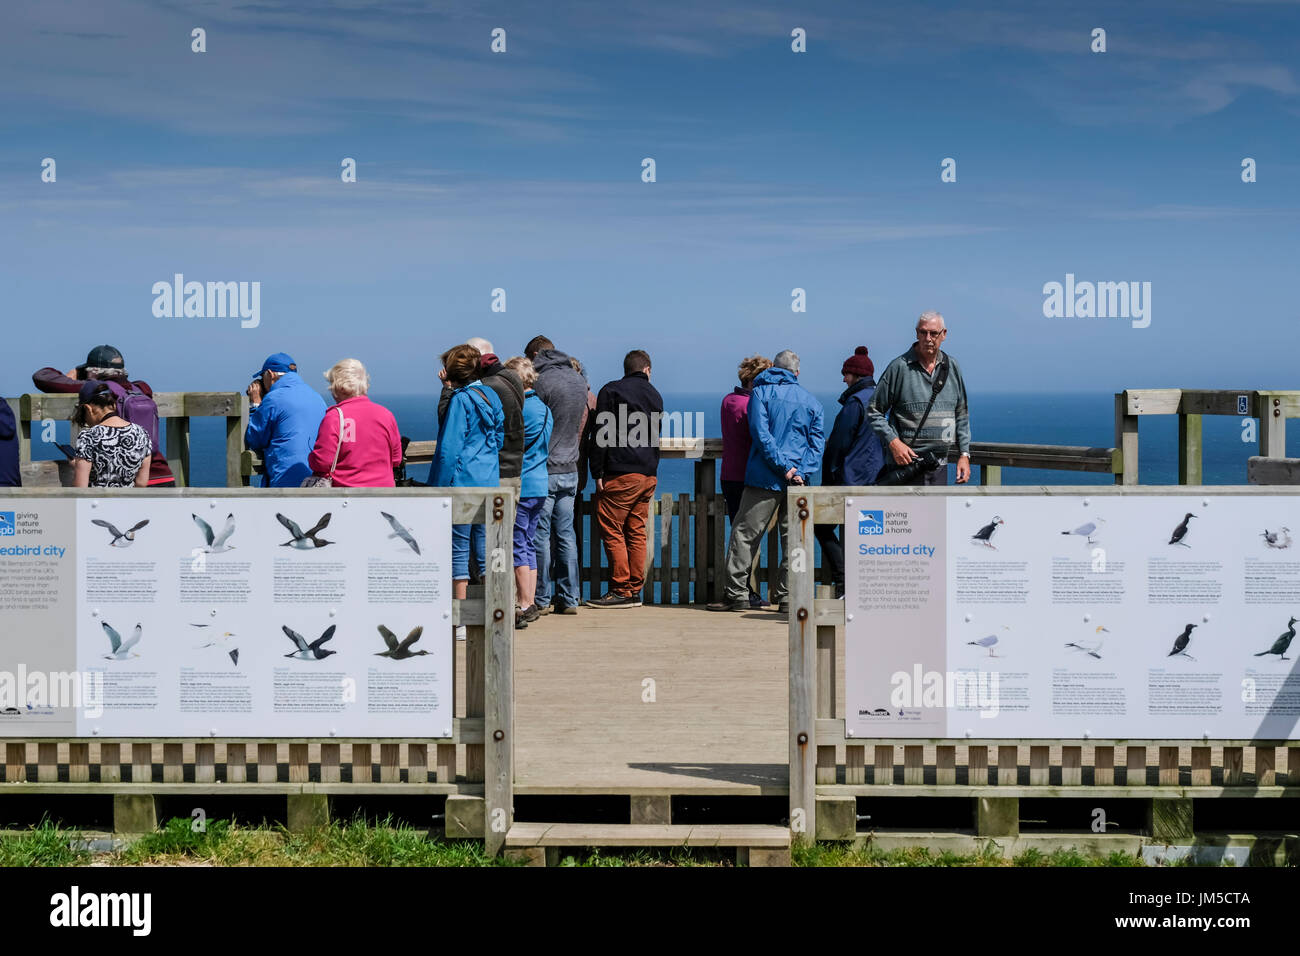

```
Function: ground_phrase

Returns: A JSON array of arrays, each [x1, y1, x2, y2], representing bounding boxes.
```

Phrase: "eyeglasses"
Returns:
[[915, 329, 945, 338]]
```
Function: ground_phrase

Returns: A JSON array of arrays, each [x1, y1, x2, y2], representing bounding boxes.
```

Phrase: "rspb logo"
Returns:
[[0, 512, 14, 537], [858, 510, 884, 536]]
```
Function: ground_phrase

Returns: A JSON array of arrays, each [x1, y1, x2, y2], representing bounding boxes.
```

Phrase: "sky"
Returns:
[[2, 0, 1298, 399]]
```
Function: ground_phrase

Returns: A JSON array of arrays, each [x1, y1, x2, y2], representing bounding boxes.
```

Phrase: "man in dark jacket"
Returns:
[[816, 346, 886, 597], [526, 335, 591, 613], [586, 349, 663, 608], [32, 345, 175, 486], [0, 399, 20, 487]]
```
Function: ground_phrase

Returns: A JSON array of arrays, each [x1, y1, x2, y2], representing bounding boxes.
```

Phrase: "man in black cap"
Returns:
[[32, 345, 175, 486]]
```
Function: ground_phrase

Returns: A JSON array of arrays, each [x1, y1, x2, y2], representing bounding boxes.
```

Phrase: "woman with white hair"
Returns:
[[306, 358, 402, 487]]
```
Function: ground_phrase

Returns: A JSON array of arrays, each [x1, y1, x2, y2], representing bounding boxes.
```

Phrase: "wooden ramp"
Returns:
[[513, 604, 789, 796]]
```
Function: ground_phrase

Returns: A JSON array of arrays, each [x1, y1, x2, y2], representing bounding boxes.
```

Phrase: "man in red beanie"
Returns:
[[817, 346, 887, 596]]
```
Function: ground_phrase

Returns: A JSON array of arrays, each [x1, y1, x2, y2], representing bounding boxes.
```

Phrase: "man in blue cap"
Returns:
[[244, 353, 327, 487]]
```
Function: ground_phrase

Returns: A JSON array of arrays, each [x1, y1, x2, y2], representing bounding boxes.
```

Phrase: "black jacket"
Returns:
[[589, 371, 663, 479], [438, 363, 524, 479]]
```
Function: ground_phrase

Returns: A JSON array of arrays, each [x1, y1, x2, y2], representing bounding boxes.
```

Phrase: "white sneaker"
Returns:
[[454, 625, 467, 641]]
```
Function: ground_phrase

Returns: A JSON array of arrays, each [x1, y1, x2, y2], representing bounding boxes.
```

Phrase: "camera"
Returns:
[[877, 450, 942, 485]]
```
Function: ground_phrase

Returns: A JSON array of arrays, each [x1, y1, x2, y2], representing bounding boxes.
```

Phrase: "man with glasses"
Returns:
[[867, 311, 971, 485]]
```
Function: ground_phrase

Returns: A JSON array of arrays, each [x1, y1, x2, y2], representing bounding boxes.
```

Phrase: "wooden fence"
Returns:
[[0, 486, 515, 855], [787, 485, 1300, 847]]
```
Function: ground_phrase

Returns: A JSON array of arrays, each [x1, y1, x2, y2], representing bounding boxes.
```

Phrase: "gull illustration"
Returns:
[[193, 512, 237, 553], [1167, 623, 1197, 661], [1066, 626, 1109, 660], [967, 626, 1010, 658], [1254, 617, 1297, 661], [380, 511, 421, 555], [102, 621, 142, 660], [971, 516, 1004, 550], [376, 625, 429, 659], [1261, 527, 1292, 550], [92, 518, 149, 548], [1061, 518, 1105, 544], [1168, 513, 1196, 547], [276, 512, 333, 550], [282, 625, 337, 660]]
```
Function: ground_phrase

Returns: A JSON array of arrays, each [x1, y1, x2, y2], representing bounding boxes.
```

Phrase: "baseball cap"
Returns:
[[254, 353, 297, 378], [77, 380, 113, 403], [80, 345, 124, 370]]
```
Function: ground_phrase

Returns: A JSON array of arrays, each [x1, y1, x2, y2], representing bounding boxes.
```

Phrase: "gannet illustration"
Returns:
[[1066, 626, 1109, 659], [193, 512, 237, 553], [1261, 527, 1292, 550], [101, 621, 142, 660], [276, 512, 333, 550], [380, 511, 421, 555], [971, 516, 1004, 550], [192, 629, 236, 651], [1061, 518, 1105, 544], [282, 625, 337, 660], [376, 625, 428, 659], [228, 648, 239, 666], [1167, 623, 1197, 660], [1168, 513, 1196, 547], [91, 518, 149, 547], [1255, 617, 1297, 661]]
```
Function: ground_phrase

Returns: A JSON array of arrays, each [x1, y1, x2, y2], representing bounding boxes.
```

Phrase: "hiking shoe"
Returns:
[[537, 604, 554, 616], [748, 591, 767, 608], [521, 605, 542, 623], [777, 603, 790, 614], [585, 592, 637, 609], [707, 600, 748, 612], [514, 612, 529, 630], [556, 604, 578, 615]]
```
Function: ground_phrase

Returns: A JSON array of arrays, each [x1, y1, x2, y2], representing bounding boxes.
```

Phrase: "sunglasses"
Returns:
[[915, 329, 945, 338]]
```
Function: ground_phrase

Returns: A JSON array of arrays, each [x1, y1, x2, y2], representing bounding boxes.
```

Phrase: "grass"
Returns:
[[0, 819, 1216, 867]]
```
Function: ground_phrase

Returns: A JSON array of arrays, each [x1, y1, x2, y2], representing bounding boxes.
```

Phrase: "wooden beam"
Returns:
[[1114, 393, 1139, 485], [484, 490, 515, 856], [1248, 457, 1300, 485], [788, 487, 817, 842], [1177, 414, 1202, 485]]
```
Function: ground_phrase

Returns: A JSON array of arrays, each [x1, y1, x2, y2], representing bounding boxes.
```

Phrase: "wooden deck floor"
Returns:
[[512, 605, 790, 793]]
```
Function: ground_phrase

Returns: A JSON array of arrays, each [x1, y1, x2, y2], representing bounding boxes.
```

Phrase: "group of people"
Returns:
[[7, 310, 971, 619]]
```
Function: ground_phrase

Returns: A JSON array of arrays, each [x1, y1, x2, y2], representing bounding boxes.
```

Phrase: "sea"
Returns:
[[30, 391, 1299, 490]]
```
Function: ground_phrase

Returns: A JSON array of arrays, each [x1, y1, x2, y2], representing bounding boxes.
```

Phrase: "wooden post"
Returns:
[[14, 396, 32, 474], [980, 464, 1002, 486], [788, 487, 817, 842], [484, 490, 515, 856], [693, 457, 716, 604], [1177, 413, 1202, 485], [1114, 392, 1139, 485], [227, 399, 247, 488], [165, 415, 191, 487], [659, 493, 673, 606], [1257, 393, 1288, 459]]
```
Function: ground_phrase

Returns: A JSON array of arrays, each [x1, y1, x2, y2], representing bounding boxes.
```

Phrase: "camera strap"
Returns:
[[903, 353, 950, 450]]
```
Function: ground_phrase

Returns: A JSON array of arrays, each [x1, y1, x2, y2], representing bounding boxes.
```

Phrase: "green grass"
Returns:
[[0, 819, 1169, 867]]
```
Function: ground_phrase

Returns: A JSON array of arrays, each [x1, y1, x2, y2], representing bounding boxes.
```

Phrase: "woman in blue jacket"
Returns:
[[505, 357, 553, 628], [433, 345, 505, 626]]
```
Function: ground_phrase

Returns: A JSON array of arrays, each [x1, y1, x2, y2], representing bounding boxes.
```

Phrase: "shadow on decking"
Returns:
[[625, 762, 787, 789]]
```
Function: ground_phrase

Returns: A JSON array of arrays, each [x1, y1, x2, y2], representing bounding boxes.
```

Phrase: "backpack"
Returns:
[[103, 381, 160, 450]]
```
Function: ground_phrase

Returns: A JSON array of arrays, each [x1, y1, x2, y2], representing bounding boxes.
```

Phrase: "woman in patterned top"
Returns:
[[72, 381, 152, 488]]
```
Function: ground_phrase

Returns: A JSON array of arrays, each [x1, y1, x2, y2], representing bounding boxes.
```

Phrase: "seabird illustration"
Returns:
[[229, 648, 239, 666], [1061, 518, 1105, 544], [971, 516, 1004, 550], [192, 629, 236, 651], [376, 625, 429, 659], [276, 512, 333, 550], [91, 518, 149, 547], [282, 624, 337, 660], [193, 512, 237, 553], [967, 626, 1009, 658], [1255, 617, 1297, 661], [380, 511, 420, 555], [1167, 623, 1197, 661], [1066, 626, 1109, 659], [101, 621, 142, 660], [1261, 527, 1292, 550], [1168, 513, 1196, 547]]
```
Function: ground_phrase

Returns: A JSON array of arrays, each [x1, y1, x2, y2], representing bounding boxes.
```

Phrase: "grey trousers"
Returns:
[[724, 487, 788, 605]]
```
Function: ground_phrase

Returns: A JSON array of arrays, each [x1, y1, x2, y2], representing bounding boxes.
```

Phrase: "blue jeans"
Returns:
[[452, 523, 487, 580], [534, 471, 579, 608]]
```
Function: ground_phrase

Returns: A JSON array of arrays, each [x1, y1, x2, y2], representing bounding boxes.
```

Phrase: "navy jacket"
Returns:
[[0, 400, 19, 487], [822, 377, 885, 486]]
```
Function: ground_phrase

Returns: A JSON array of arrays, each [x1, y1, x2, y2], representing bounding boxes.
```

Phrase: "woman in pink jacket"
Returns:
[[308, 358, 402, 487], [719, 354, 772, 607]]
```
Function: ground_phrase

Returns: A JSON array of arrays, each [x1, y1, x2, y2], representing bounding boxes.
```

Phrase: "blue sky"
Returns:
[[2, 0, 1298, 398]]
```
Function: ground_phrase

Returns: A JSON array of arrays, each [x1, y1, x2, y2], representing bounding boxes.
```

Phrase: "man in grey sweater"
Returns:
[[526, 335, 591, 613], [867, 311, 972, 485]]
